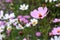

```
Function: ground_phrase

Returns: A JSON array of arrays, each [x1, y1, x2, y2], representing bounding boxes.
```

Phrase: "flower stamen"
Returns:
[[57, 30, 60, 33], [39, 14, 42, 17]]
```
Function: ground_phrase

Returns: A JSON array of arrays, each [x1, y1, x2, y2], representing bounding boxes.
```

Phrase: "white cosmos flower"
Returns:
[[0, 34, 6, 40], [0, 10, 4, 19], [25, 22, 31, 27], [0, 28, 4, 33], [13, 21, 18, 26], [6, 22, 11, 27], [9, 13, 15, 18], [3, 13, 15, 19], [3, 13, 9, 19], [53, 0, 57, 2], [0, 34, 3, 40], [19, 4, 29, 10], [49, 0, 52, 2], [7, 26, 12, 30], [50, 36, 59, 40], [45, 0, 48, 2], [30, 19, 38, 26], [16, 24, 24, 30], [0, 25, 5, 33], [54, 36, 59, 40], [58, 36, 60, 40], [45, 0, 57, 2], [1, 34, 6, 38], [50, 37, 54, 40], [6, 22, 12, 31], [9, 18, 18, 24]]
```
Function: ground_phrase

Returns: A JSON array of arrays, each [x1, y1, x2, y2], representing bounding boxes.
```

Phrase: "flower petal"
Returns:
[[30, 9, 39, 19]]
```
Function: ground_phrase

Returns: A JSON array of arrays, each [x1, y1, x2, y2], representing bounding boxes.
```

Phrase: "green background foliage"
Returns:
[[1, 0, 60, 40]]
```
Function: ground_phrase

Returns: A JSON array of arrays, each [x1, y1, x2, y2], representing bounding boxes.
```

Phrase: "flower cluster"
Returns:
[[0, 0, 60, 40], [0, 10, 15, 40], [49, 18, 60, 40], [0, 9, 39, 39], [0, 2, 50, 39], [49, 27, 60, 40]]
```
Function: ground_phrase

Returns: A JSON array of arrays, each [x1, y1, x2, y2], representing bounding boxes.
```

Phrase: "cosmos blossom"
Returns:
[[3, 13, 15, 19], [6, 26, 12, 36], [0, 34, 5, 40], [25, 22, 31, 27], [0, 21, 6, 33], [30, 18, 38, 26], [52, 18, 60, 23], [49, 27, 60, 40], [0, 21, 6, 26], [19, 4, 29, 10], [0, 10, 4, 19], [51, 27, 60, 35], [16, 24, 24, 30], [30, 7, 48, 19], [5, 0, 12, 3], [35, 32, 41, 37], [17, 15, 30, 24], [0, 26, 5, 33]]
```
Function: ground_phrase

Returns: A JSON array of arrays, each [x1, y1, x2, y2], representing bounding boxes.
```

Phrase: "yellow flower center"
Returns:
[[7, 28, 11, 30], [33, 22, 37, 25]]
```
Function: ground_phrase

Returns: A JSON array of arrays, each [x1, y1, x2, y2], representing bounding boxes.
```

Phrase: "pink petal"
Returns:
[[5, 0, 12, 3], [38, 7, 44, 14], [52, 27, 60, 35], [6, 30, 11, 36], [43, 7, 48, 14], [52, 18, 60, 23], [19, 18, 25, 22], [40, 11, 48, 19], [17, 15, 22, 19], [30, 9, 39, 19], [38, 7, 48, 15], [23, 38, 27, 40], [23, 19, 29, 23], [23, 15, 30, 19]]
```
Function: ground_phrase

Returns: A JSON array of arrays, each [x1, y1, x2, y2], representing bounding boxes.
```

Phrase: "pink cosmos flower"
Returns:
[[17, 15, 30, 24], [6, 30, 11, 36], [52, 18, 60, 23], [23, 38, 27, 40], [5, 0, 12, 3], [0, 21, 6, 26], [35, 32, 41, 37], [51, 27, 60, 35], [30, 7, 48, 19], [6, 26, 12, 37]]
